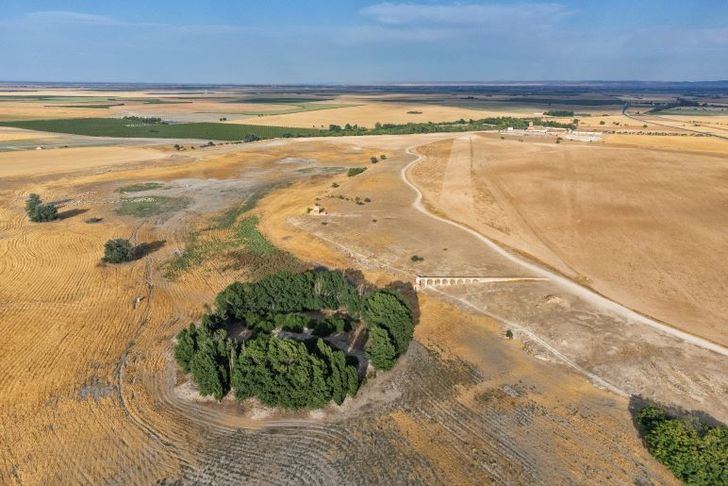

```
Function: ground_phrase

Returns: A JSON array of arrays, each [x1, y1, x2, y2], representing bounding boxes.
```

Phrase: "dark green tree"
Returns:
[[174, 323, 198, 372], [363, 290, 413, 355], [103, 238, 135, 263], [190, 326, 233, 400], [232, 336, 330, 409], [25, 193, 41, 213], [366, 326, 396, 370], [316, 339, 358, 405]]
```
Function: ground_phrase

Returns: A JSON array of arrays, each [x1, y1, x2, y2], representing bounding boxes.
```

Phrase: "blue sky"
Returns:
[[1, 1, 726, 83]]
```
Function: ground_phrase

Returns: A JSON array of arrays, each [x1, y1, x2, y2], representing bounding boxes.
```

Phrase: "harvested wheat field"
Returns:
[[1, 129, 699, 484]]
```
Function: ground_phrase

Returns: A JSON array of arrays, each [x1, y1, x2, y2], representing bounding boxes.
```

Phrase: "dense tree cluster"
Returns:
[[25, 194, 58, 222], [232, 336, 358, 408], [637, 406, 727, 485], [174, 270, 417, 409]]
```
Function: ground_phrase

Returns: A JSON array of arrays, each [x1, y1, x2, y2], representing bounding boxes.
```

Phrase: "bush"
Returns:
[[103, 238, 135, 263], [243, 134, 260, 143], [370, 156, 378, 164], [637, 406, 728, 485], [347, 167, 367, 177], [410, 255, 424, 263], [366, 326, 396, 370], [380, 154, 387, 160]]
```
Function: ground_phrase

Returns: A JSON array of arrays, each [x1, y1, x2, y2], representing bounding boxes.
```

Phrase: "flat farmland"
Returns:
[[0, 132, 686, 484]]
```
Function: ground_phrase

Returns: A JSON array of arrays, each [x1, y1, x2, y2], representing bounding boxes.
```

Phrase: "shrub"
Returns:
[[243, 134, 260, 143], [505, 329, 514, 339], [347, 167, 367, 177], [366, 327, 396, 370], [410, 255, 424, 263], [380, 154, 387, 160], [370, 156, 378, 164], [637, 406, 728, 485], [103, 238, 135, 263]]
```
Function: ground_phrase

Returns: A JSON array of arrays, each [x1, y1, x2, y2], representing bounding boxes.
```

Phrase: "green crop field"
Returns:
[[227, 97, 333, 104], [0, 118, 321, 140]]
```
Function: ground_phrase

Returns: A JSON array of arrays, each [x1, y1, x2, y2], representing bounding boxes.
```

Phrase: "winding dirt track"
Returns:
[[401, 142, 728, 359]]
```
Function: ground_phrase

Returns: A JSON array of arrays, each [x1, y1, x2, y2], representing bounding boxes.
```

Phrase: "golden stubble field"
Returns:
[[0, 131, 683, 484]]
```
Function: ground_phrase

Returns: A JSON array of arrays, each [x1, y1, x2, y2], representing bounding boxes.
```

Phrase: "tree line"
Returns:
[[637, 405, 727, 484], [174, 269, 416, 408]]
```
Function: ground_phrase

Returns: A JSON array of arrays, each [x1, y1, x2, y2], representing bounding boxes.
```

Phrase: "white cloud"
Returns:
[[26, 11, 121, 26], [360, 2, 570, 27]]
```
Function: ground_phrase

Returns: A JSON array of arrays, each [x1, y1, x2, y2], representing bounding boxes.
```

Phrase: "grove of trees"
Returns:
[[25, 194, 58, 222], [174, 269, 417, 409], [637, 405, 727, 485]]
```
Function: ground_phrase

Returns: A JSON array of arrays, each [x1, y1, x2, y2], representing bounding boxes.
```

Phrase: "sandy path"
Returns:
[[401, 143, 728, 359]]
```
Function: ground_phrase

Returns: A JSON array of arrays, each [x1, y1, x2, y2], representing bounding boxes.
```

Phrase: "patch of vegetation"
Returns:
[[407, 110, 423, 114], [0, 115, 577, 142], [165, 200, 299, 280], [116, 182, 164, 193], [410, 255, 424, 263], [175, 270, 417, 408], [102, 238, 134, 264], [0, 118, 320, 141], [116, 195, 191, 217], [25, 193, 58, 222], [636, 405, 727, 485], [545, 110, 574, 117], [347, 167, 367, 177], [56, 103, 124, 109], [504, 97, 622, 106], [370, 156, 379, 164], [230, 97, 333, 104]]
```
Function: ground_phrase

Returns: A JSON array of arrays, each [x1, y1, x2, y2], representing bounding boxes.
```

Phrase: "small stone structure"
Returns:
[[311, 204, 327, 216]]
